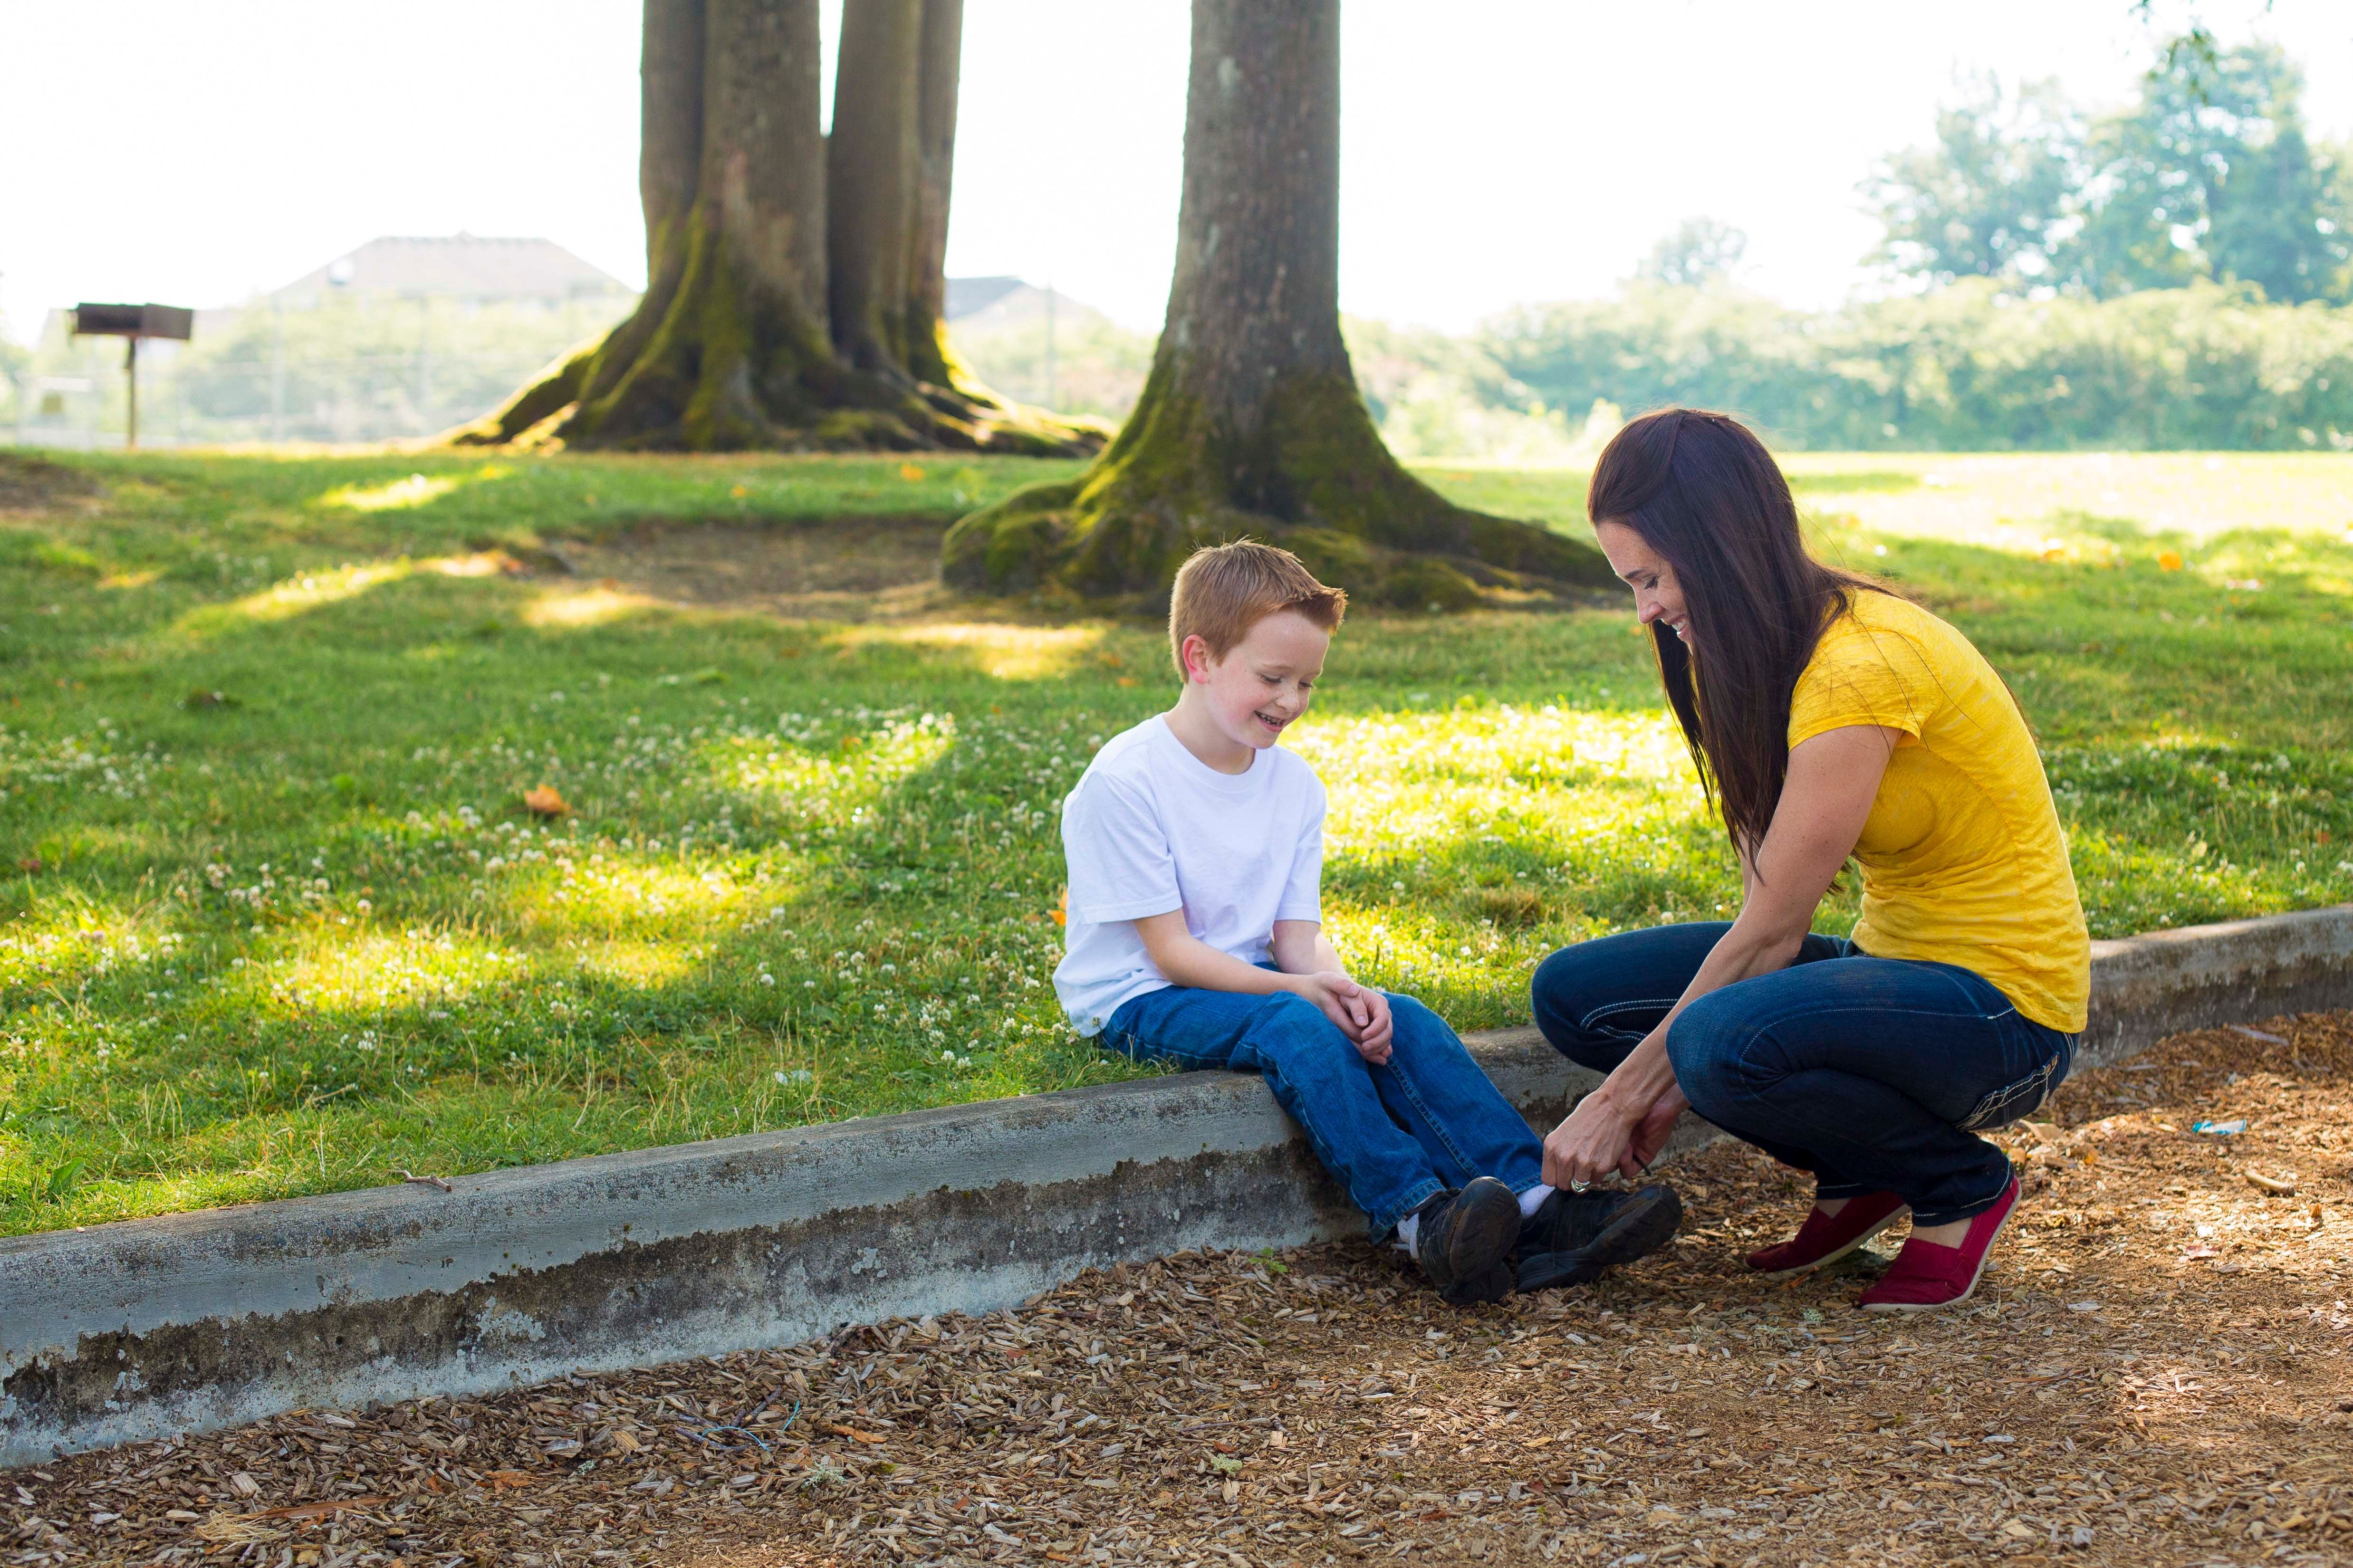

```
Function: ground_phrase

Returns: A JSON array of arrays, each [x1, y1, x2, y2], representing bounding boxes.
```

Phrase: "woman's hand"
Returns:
[[1625, 1084, 1690, 1176], [1543, 1087, 1650, 1190]]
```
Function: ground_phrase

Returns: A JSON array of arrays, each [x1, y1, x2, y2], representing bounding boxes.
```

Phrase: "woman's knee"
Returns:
[[1662, 994, 1756, 1118]]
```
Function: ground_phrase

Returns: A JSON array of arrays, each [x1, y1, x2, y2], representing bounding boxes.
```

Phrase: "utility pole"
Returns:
[[269, 295, 285, 443], [413, 296, 432, 432], [1043, 278, 1057, 411]]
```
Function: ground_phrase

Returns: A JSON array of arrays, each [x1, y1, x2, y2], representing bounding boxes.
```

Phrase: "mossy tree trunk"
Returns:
[[452, 0, 1092, 455], [828, 0, 1027, 429], [904, 0, 965, 389], [828, 0, 925, 376], [942, 0, 1610, 603]]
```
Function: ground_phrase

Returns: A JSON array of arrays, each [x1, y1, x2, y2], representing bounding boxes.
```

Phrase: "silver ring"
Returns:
[[1568, 1178, 1591, 1193]]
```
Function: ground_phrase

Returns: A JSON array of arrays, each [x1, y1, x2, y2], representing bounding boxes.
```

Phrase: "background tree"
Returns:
[[1868, 45, 2352, 304], [454, 0, 1090, 454], [2068, 42, 2346, 302], [1861, 74, 2080, 287], [1638, 217, 1750, 289], [943, 0, 1609, 606]]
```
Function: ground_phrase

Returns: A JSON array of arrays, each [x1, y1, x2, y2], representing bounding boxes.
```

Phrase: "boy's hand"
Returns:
[[1349, 985, 1394, 1063], [1296, 971, 1393, 1064]]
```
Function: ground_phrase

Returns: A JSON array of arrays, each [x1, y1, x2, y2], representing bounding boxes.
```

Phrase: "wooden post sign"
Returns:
[[68, 303, 193, 451]]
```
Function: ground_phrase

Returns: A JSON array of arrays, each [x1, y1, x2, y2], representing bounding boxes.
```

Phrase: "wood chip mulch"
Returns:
[[10, 1013, 2353, 1568]]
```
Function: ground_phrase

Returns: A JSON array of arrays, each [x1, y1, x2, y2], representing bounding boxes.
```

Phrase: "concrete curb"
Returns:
[[5, 905, 2348, 1467]]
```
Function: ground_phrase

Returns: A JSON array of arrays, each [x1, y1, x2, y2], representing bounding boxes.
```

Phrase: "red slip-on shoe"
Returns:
[[1857, 1175, 2021, 1314], [1745, 1190, 1910, 1279]]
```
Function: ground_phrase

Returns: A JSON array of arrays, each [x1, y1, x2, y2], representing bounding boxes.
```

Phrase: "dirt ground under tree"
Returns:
[[10, 1013, 2353, 1568]]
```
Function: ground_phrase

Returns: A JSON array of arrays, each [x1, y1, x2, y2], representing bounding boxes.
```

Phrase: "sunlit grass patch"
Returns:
[[523, 583, 657, 627], [266, 927, 523, 1018], [186, 558, 421, 627], [319, 471, 469, 512], [836, 621, 1110, 680]]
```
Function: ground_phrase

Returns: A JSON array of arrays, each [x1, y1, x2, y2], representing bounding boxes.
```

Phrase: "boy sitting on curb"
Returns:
[[1053, 541, 1680, 1304]]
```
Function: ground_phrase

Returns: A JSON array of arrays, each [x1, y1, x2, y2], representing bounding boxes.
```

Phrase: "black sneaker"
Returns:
[[1515, 1183, 1683, 1292], [1410, 1177, 1520, 1306]]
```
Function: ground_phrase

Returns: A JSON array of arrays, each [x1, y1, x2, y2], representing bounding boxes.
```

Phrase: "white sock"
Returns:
[[1518, 1184, 1555, 1218], [1394, 1213, 1420, 1256]]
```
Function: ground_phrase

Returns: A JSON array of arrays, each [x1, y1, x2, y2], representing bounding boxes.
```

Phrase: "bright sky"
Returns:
[[4, 0, 2349, 345]]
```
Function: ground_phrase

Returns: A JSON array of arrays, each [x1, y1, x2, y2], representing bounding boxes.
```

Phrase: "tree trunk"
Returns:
[[829, 0, 1004, 403], [942, 0, 1608, 603], [828, 0, 924, 375], [452, 0, 1093, 455], [904, 0, 966, 388]]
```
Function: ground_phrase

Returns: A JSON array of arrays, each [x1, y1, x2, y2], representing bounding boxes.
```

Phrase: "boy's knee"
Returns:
[[1383, 990, 1436, 1032], [1382, 992, 1463, 1053], [1248, 989, 1353, 1051]]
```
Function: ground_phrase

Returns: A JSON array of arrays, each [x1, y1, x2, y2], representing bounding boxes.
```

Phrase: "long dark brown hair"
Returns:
[[1588, 408, 1886, 858]]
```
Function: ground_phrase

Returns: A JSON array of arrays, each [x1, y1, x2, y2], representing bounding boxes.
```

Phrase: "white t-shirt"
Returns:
[[1053, 715, 1325, 1035]]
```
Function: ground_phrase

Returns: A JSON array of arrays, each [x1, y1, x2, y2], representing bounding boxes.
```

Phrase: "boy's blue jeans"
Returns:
[[1102, 982, 1545, 1240], [1532, 923, 2075, 1227]]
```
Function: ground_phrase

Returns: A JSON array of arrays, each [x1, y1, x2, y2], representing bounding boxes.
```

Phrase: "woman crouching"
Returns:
[[1535, 409, 2086, 1312]]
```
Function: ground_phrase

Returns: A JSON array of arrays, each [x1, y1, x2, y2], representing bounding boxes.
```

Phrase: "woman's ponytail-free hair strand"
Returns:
[[1588, 408, 1886, 858]]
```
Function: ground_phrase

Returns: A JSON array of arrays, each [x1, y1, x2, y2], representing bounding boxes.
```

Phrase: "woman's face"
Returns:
[[1593, 519, 1691, 643]]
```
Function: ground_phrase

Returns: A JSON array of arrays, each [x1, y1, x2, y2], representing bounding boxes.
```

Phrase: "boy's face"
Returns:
[[1182, 609, 1330, 752]]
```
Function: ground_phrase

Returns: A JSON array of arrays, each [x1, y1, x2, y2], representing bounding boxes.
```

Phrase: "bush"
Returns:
[[1480, 279, 2353, 451]]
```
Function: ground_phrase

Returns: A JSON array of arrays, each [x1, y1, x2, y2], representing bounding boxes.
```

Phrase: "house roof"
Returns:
[[944, 277, 1028, 320], [273, 235, 634, 304], [944, 278, 1114, 335]]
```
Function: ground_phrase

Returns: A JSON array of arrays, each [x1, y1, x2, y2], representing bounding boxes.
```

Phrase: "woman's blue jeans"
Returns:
[[1531, 923, 2075, 1227], [1102, 984, 1544, 1240]]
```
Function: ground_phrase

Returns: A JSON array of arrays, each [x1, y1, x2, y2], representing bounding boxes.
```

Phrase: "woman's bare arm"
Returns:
[[1541, 724, 1903, 1186]]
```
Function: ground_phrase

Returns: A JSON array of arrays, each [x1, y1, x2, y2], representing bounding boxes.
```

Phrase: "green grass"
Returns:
[[1, 446, 2350, 1237]]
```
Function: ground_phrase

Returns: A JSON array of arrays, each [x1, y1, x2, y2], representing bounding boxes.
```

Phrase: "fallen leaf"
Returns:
[[523, 784, 570, 818], [816, 1421, 888, 1444], [485, 1470, 535, 1491]]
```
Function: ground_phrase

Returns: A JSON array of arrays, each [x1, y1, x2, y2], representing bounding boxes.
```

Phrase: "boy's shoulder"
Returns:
[[1071, 716, 1325, 801], [1078, 717, 1170, 787]]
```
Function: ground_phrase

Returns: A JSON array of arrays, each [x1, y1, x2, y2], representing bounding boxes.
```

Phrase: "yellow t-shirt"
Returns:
[[1786, 591, 2089, 1033]]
